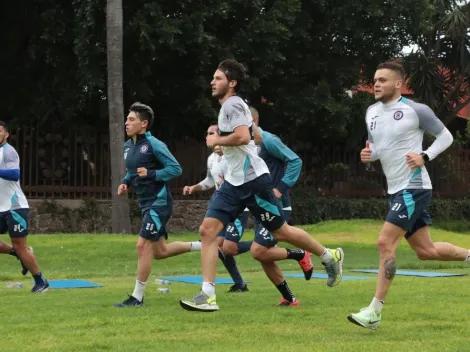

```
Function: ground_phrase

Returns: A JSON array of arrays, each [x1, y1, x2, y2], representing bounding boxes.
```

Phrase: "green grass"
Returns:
[[1, 219, 470, 352]]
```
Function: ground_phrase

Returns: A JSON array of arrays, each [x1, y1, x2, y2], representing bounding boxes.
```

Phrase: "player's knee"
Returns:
[[250, 245, 267, 262], [415, 247, 438, 260], [11, 241, 28, 253], [153, 250, 168, 260], [222, 242, 238, 256], [136, 241, 151, 257], [199, 223, 217, 239], [376, 236, 392, 253]]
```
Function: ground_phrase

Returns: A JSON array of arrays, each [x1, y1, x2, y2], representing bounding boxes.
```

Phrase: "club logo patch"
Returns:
[[140, 144, 149, 153], [394, 111, 403, 120]]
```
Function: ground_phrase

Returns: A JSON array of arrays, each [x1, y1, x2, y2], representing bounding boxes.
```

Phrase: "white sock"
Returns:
[[131, 280, 146, 302], [321, 248, 334, 263], [202, 282, 215, 297], [190, 241, 202, 251], [465, 250, 470, 262], [369, 297, 384, 313]]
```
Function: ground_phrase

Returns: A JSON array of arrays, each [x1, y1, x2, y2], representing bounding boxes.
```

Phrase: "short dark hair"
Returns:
[[209, 121, 218, 127], [377, 61, 405, 79], [0, 121, 8, 132], [217, 59, 248, 92], [129, 102, 154, 128]]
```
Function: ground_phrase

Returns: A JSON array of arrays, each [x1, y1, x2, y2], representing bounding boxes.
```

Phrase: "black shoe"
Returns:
[[227, 284, 249, 293], [20, 260, 28, 276], [114, 295, 144, 307], [31, 280, 49, 293]]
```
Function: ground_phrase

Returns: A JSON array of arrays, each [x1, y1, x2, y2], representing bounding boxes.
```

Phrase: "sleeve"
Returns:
[[367, 129, 379, 162], [414, 103, 454, 160], [263, 132, 302, 193], [148, 139, 183, 182], [121, 171, 131, 186], [198, 157, 216, 191], [0, 147, 20, 181], [223, 99, 252, 132]]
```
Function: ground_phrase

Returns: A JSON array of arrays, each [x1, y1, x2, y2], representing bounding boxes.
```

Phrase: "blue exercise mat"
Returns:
[[284, 273, 372, 280], [351, 270, 466, 277], [46, 280, 103, 289], [162, 276, 251, 285]]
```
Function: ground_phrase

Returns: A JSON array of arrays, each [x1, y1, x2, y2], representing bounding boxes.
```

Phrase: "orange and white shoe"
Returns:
[[298, 251, 313, 280], [276, 298, 300, 307]]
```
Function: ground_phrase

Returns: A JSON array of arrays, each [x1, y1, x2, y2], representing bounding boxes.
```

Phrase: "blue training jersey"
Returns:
[[122, 132, 182, 212], [257, 128, 302, 208]]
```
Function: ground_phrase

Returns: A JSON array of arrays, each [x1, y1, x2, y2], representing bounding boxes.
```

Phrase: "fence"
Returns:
[[7, 127, 470, 200]]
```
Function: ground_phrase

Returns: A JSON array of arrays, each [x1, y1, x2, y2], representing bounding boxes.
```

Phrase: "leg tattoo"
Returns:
[[383, 257, 396, 280]]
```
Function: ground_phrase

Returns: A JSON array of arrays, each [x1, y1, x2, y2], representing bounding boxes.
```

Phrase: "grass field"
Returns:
[[1, 219, 469, 352]]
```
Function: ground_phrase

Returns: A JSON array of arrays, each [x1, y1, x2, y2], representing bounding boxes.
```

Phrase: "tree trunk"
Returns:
[[106, 0, 131, 234]]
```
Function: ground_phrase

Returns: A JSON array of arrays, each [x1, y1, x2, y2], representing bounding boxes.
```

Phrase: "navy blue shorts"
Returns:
[[206, 174, 285, 233], [140, 207, 171, 241], [254, 209, 292, 248], [386, 189, 432, 239], [0, 209, 29, 238], [217, 210, 249, 243]]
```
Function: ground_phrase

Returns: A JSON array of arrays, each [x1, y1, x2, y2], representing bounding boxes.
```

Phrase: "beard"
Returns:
[[213, 84, 229, 99]]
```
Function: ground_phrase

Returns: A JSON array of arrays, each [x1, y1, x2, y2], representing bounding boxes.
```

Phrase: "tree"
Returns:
[[106, 0, 131, 234], [403, 0, 470, 126]]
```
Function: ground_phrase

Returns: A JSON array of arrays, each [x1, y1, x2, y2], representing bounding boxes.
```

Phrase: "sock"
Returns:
[[202, 282, 215, 297], [218, 248, 245, 287], [131, 280, 146, 302], [286, 248, 305, 261], [276, 280, 296, 302], [190, 241, 202, 251], [9, 248, 19, 258], [237, 241, 253, 255], [369, 297, 384, 313], [321, 248, 334, 263], [465, 250, 470, 262], [33, 272, 46, 285]]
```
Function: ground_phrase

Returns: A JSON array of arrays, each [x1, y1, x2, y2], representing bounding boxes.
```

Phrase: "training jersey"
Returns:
[[199, 152, 227, 191], [257, 128, 302, 209], [218, 96, 269, 186], [122, 132, 182, 212], [0, 143, 29, 212], [199, 152, 250, 212], [366, 96, 453, 194]]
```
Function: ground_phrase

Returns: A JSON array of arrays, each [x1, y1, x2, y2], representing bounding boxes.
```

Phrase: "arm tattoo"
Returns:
[[383, 257, 397, 280]]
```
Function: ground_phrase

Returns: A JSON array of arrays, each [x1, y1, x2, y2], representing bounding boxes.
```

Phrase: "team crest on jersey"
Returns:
[[394, 111, 404, 120], [140, 144, 149, 153]]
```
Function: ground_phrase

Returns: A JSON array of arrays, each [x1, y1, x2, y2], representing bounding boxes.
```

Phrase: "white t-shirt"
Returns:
[[199, 152, 227, 191], [199, 152, 249, 212], [366, 97, 453, 194], [218, 96, 269, 186], [0, 143, 29, 212]]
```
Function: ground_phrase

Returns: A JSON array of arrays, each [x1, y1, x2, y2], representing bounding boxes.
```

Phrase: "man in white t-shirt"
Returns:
[[180, 59, 344, 312], [347, 61, 470, 330], [0, 120, 49, 293], [183, 123, 251, 293]]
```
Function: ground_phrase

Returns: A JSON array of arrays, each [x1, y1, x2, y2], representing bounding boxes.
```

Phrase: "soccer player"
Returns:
[[347, 62, 470, 329], [249, 106, 313, 307], [183, 123, 252, 292], [0, 121, 49, 292], [180, 59, 344, 312], [114, 102, 201, 307]]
